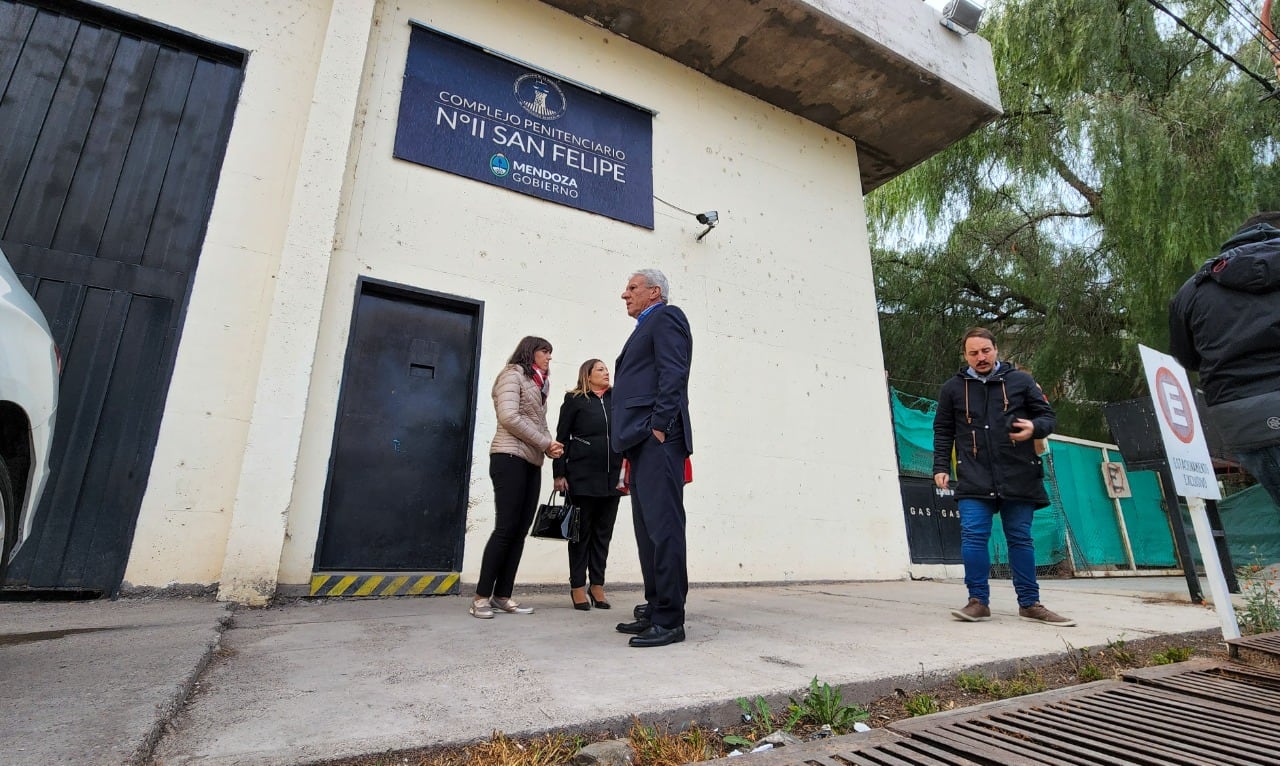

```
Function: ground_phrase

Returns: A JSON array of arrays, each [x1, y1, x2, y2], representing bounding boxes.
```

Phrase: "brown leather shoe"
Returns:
[[1019, 603, 1076, 626], [951, 598, 991, 622]]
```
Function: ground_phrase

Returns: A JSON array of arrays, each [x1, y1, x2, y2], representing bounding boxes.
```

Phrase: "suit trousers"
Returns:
[[476, 453, 541, 599], [566, 494, 621, 589], [627, 428, 690, 628]]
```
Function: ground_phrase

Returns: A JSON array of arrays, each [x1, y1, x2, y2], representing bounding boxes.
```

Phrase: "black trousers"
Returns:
[[476, 453, 541, 599], [566, 494, 621, 588], [627, 427, 689, 628]]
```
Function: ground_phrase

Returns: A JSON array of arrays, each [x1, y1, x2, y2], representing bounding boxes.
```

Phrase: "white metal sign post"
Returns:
[[1138, 345, 1239, 639]]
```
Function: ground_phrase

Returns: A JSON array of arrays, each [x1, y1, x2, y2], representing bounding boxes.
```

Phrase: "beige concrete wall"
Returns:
[[120, 0, 336, 589], [276, 0, 911, 590], [111, 0, 916, 595]]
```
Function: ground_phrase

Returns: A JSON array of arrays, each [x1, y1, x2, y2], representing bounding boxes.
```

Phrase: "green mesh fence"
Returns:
[[1178, 485, 1280, 569], [1044, 441, 1176, 569], [890, 387, 1178, 572], [891, 389, 938, 478]]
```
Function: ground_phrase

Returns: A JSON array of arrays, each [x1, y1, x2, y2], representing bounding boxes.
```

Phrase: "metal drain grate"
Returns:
[[700, 661, 1280, 766], [1227, 630, 1280, 660]]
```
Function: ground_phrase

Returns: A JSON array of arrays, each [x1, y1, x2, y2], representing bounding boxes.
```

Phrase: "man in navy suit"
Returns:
[[610, 269, 693, 647]]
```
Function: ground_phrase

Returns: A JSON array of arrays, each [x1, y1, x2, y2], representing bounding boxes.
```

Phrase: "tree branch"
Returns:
[[1047, 154, 1103, 214]]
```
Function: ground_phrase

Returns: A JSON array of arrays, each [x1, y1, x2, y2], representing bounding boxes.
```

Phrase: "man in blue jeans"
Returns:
[[932, 328, 1075, 627]]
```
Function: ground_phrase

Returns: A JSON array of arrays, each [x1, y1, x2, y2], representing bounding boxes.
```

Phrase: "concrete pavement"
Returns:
[[0, 578, 1223, 765], [0, 597, 230, 766]]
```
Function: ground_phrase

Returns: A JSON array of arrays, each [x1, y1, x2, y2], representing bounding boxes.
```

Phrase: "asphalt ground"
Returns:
[[0, 577, 1223, 765]]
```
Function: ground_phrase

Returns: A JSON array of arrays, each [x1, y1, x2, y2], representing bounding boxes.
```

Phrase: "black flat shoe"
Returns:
[[615, 618, 651, 634], [633, 603, 651, 620], [629, 624, 685, 647], [589, 590, 611, 609]]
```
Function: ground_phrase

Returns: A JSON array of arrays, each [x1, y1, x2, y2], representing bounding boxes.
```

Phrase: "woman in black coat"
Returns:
[[553, 358, 624, 610]]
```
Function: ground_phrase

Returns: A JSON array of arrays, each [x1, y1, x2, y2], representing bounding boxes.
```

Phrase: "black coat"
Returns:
[[553, 390, 623, 498], [1168, 223, 1280, 406], [932, 362, 1055, 508]]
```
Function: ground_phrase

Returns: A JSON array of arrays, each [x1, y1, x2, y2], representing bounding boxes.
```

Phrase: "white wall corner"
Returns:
[[217, 0, 377, 604]]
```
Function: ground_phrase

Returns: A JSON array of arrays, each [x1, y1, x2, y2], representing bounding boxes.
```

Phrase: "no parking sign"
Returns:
[[1138, 344, 1236, 638], [1138, 344, 1220, 499]]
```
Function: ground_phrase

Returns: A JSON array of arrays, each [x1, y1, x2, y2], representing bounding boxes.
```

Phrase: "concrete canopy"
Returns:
[[539, 0, 1003, 192]]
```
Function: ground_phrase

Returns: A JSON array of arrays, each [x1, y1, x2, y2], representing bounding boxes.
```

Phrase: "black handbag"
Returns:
[[530, 490, 581, 542]]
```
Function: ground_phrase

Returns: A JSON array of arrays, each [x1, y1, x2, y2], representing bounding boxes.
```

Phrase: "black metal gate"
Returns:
[[0, 0, 244, 594], [900, 476, 963, 565], [312, 279, 482, 595]]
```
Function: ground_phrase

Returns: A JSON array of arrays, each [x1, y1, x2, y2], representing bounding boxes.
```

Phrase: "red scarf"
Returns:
[[531, 367, 549, 403]]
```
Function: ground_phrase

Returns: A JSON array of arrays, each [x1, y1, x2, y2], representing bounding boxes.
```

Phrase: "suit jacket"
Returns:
[[611, 302, 694, 454]]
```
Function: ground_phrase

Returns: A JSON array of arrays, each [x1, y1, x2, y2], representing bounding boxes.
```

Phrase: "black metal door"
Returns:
[[315, 279, 482, 574], [0, 0, 244, 593]]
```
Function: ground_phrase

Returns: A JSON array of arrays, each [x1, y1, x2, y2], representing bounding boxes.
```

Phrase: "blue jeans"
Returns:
[[958, 498, 1039, 607], [1235, 444, 1280, 509]]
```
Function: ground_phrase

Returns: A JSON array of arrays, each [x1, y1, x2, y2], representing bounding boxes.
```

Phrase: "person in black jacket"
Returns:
[[933, 328, 1075, 627], [1169, 212, 1280, 509], [553, 359, 624, 611]]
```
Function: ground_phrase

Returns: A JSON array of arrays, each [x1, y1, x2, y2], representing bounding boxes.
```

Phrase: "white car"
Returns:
[[0, 246, 58, 583]]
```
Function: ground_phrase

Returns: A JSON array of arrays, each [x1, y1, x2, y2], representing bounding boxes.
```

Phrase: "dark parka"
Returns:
[[552, 390, 623, 498], [1168, 222, 1280, 407], [932, 362, 1056, 508]]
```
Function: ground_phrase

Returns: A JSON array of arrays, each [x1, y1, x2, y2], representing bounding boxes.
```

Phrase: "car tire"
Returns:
[[0, 457, 14, 585]]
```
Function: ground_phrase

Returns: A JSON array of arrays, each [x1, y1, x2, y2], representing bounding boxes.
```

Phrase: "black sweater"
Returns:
[[552, 390, 623, 497]]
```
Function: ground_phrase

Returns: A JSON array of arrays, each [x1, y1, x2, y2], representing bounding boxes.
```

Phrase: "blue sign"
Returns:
[[394, 25, 654, 229]]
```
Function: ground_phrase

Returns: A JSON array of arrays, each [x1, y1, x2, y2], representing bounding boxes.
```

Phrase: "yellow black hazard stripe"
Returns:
[[309, 572, 460, 597]]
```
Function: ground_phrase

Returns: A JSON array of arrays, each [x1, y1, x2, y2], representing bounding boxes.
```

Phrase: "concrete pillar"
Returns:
[[217, 0, 376, 604]]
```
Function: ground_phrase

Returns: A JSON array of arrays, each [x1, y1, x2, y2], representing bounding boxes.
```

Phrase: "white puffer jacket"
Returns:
[[489, 364, 552, 465]]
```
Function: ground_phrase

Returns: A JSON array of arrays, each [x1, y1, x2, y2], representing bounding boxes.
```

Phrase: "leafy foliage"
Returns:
[[1237, 549, 1280, 635], [786, 677, 869, 733], [954, 668, 1047, 699], [734, 695, 781, 739], [904, 693, 940, 716], [869, 0, 1280, 439], [1151, 645, 1196, 665]]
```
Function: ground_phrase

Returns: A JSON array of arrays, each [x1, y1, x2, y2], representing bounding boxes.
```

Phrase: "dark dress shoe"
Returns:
[[615, 618, 651, 634], [572, 598, 591, 611], [629, 624, 685, 647], [589, 591, 611, 609], [633, 603, 651, 620]]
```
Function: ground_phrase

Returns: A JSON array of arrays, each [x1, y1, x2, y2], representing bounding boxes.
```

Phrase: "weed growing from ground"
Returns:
[[1061, 640, 1106, 681], [955, 671, 992, 694], [454, 731, 580, 766], [787, 677, 868, 733], [1151, 646, 1195, 665], [734, 695, 778, 739], [1237, 549, 1280, 635], [953, 668, 1046, 699], [629, 721, 715, 766], [1077, 663, 1106, 681], [904, 693, 939, 716], [1106, 635, 1135, 666]]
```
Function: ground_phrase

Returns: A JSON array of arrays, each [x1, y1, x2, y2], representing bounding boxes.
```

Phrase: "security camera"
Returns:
[[696, 211, 718, 225]]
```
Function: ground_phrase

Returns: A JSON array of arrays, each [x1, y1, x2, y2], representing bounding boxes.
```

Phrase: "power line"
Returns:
[[1213, 0, 1274, 53], [1143, 0, 1277, 95]]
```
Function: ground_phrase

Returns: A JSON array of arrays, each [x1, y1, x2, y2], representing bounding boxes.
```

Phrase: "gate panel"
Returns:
[[0, 0, 244, 593]]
